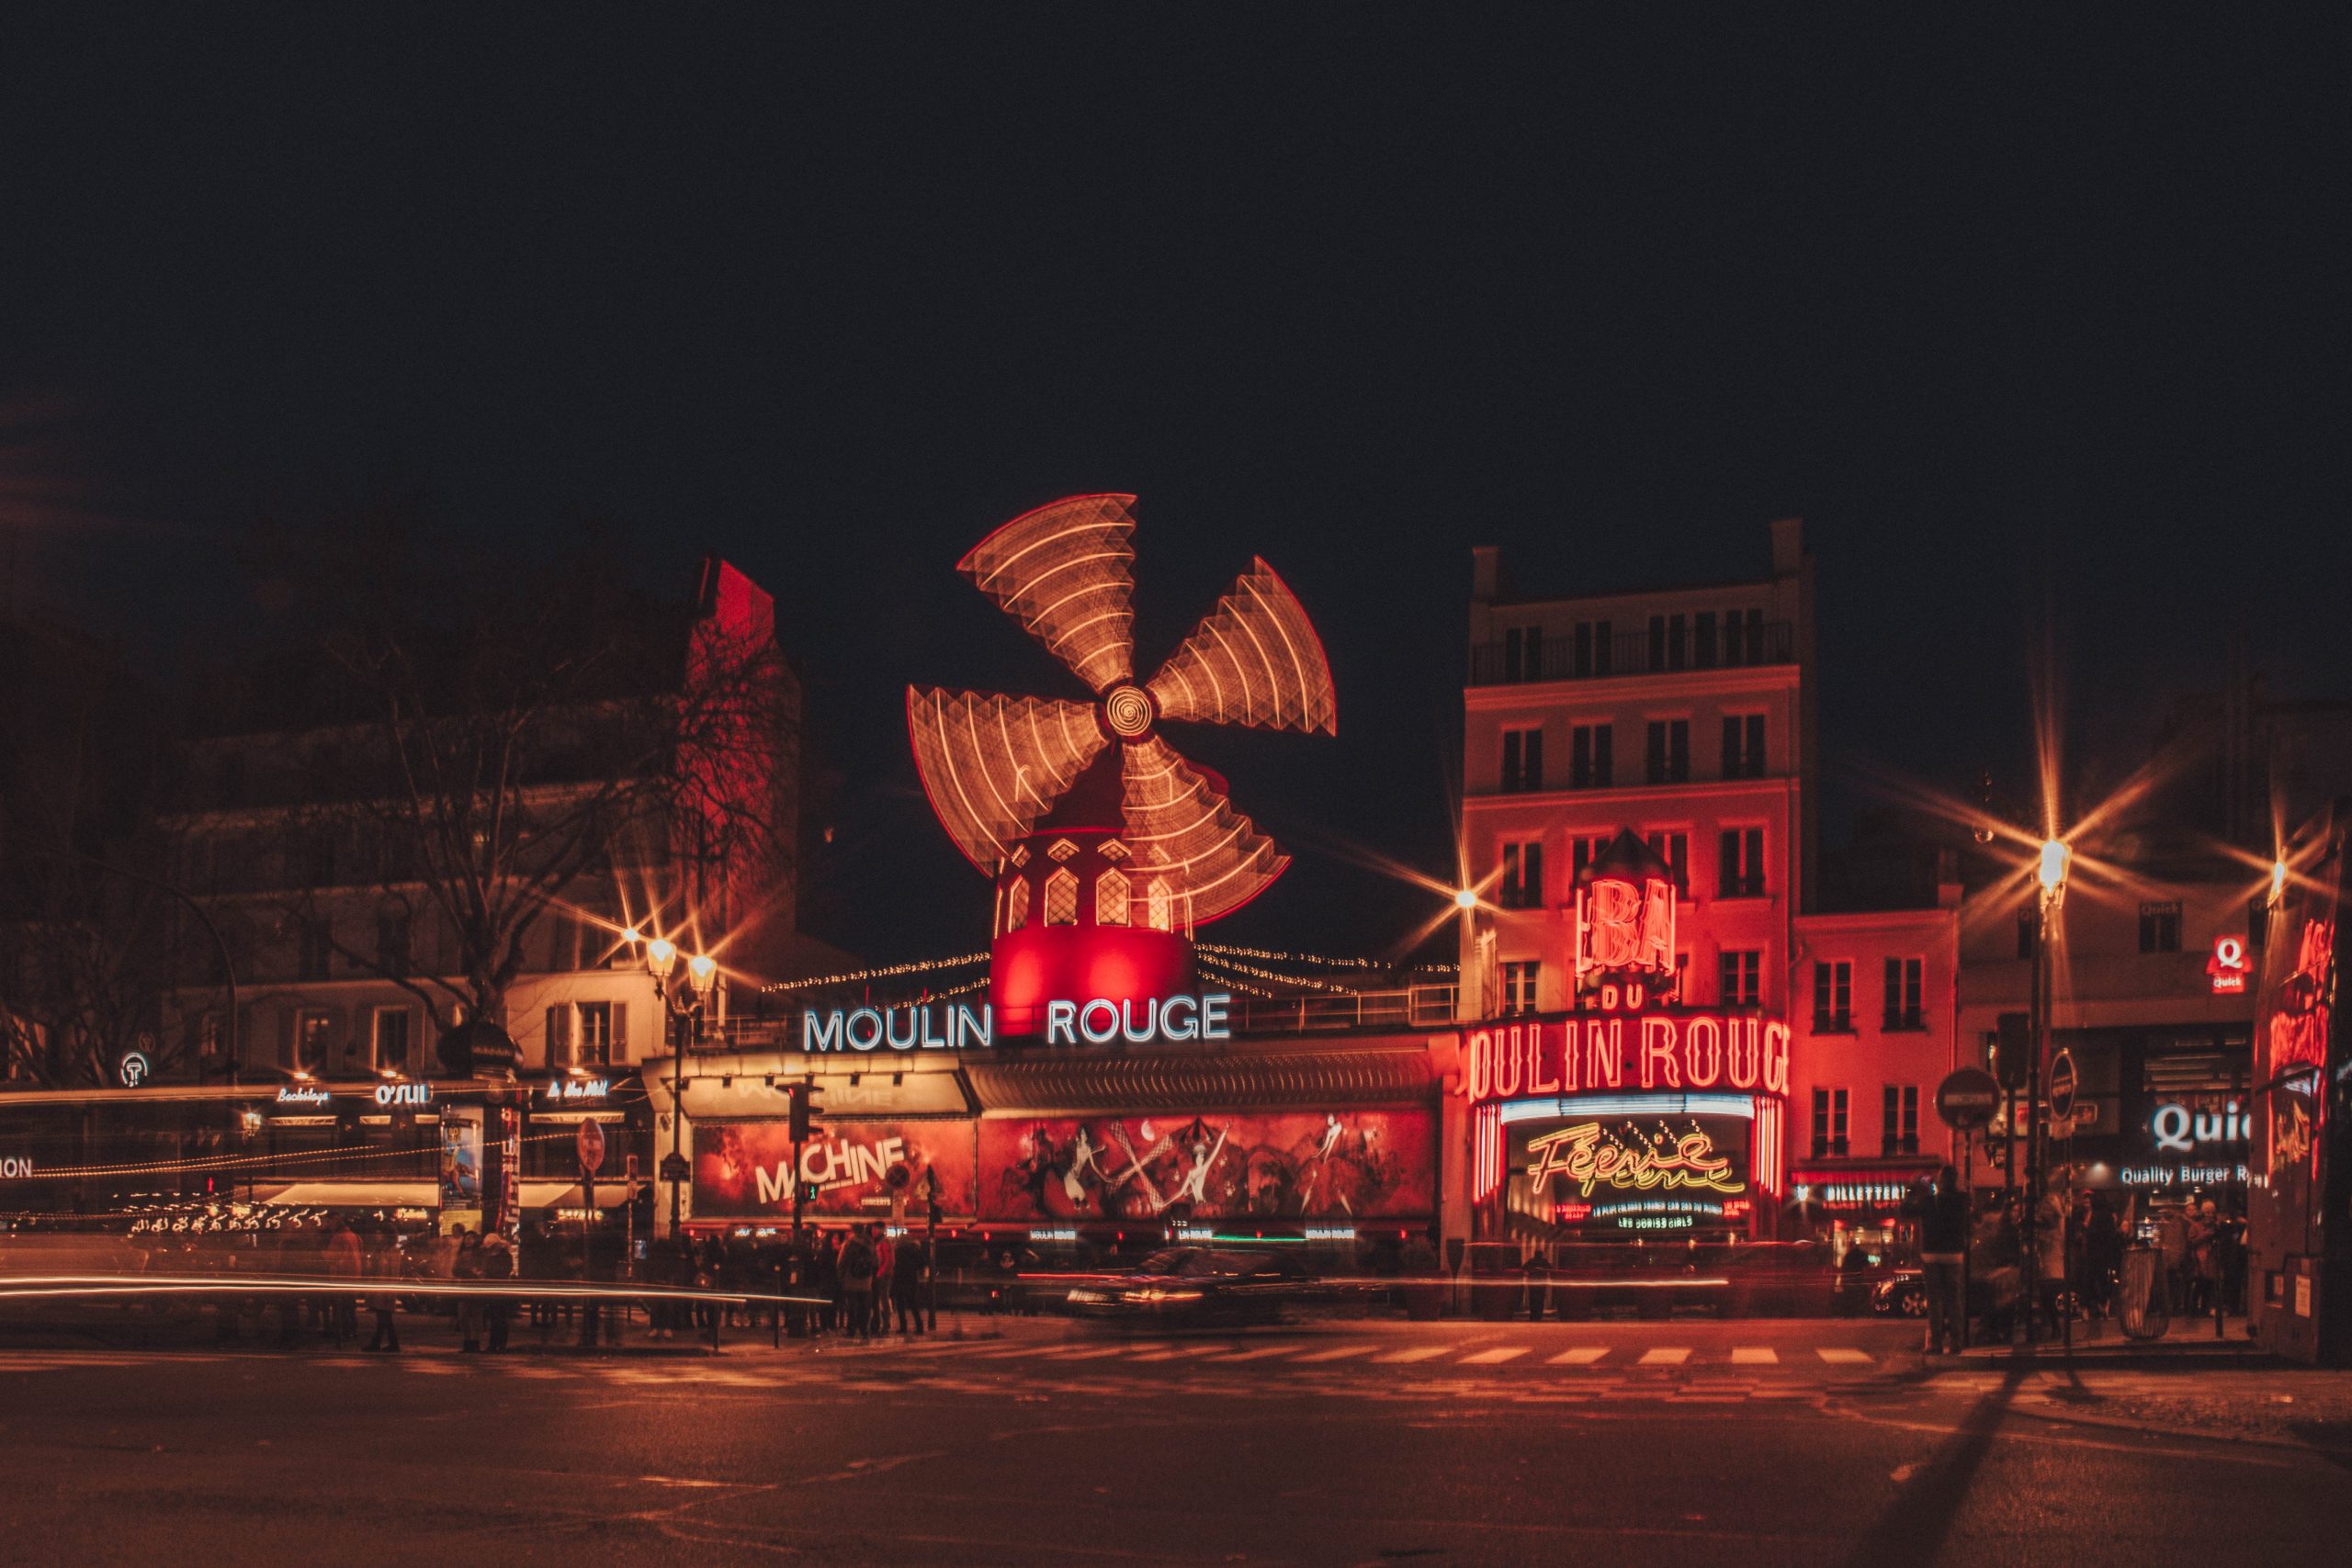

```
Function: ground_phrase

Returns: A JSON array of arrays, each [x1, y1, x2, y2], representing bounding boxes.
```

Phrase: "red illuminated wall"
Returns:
[[694, 1121, 977, 1220], [978, 1109, 1436, 1223], [989, 925, 1194, 1037]]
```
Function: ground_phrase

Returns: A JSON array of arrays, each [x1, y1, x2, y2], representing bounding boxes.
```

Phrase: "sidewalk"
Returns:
[[1947, 1313, 2273, 1370]]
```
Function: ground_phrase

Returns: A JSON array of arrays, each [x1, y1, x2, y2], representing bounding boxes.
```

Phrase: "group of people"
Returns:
[[1905, 1165, 2247, 1353], [785, 1224, 933, 1340]]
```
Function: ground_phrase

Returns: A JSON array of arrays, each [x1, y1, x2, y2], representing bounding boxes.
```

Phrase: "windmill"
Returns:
[[908, 494, 1338, 1035]]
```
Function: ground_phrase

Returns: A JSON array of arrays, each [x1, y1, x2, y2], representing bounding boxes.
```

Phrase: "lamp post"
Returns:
[[2024, 837, 2070, 1343], [646, 937, 718, 1241]]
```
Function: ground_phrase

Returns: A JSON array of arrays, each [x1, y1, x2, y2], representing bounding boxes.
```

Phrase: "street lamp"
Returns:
[[2024, 836, 2070, 1344], [646, 937, 718, 1240], [1453, 887, 1478, 910]]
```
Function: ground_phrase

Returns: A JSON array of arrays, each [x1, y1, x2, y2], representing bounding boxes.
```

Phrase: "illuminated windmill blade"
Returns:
[[906, 688, 1110, 871], [1145, 558, 1337, 735], [956, 493, 1138, 694], [1119, 735, 1289, 928]]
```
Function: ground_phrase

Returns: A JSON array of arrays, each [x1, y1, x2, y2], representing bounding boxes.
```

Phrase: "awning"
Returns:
[[258, 1182, 436, 1208], [520, 1180, 635, 1210], [966, 1041, 1437, 1114]]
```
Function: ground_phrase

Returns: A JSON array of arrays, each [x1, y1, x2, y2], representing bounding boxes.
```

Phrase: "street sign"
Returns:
[[2048, 1049, 2079, 1124], [1936, 1066, 2003, 1131], [659, 1151, 690, 1184], [576, 1117, 606, 1175]]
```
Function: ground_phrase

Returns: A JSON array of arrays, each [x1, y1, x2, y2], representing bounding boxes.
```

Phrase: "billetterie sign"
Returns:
[[802, 992, 1235, 1052]]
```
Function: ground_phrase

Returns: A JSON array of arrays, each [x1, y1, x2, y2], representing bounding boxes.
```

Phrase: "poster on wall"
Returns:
[[694, 1121, 978, 1220], [438, 1104, 483, 1234], [979, 1109, 1437, 1224]]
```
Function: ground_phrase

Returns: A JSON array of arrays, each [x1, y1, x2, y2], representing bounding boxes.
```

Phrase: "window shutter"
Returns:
[[611, 1002, 628, 1061], [546, 1005, 568, 1068]]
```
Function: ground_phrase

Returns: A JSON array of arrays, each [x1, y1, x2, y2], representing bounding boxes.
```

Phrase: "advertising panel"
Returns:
[[438, 1104, 483, 1234], [1504, 1112, 1753, 1235], [694, 1121, 978, 1220], [978, 1109, 1437, 1224]]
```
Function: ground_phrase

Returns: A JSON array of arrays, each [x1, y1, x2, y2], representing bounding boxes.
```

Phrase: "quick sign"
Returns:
[[2150, 1099, 2247, 1154], [2207, 936, 2250, 995]]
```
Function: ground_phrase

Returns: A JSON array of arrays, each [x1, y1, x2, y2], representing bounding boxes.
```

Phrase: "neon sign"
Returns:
[[374, 1081, 433, 1107], [276, 1085, 331, 1106], [1577, 874, 1675, 987], [804, 1001, 994, 1053], [2207, 936, 2250, 995], [1461, 1014, 1790, 1100], [539, 1077, 611, 1103], [1522, 1122, 1746, 1199], [1045, 992, 1231, 1045], [0, 1156, 35, 1179]]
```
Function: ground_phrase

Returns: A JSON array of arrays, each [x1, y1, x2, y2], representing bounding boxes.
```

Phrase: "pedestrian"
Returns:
[[816, 1231, 842, 1336], [363, 1227, 402, 1354], [891, 1234, 928, 1336], [2156, 1202, 2189, 1313], [838, 1225, 877, 1340], [2188, 1200, 2220, 1316], [324, 1217, 364, 1348], [455, 1229, 484, 1352], [2035, 1180, 2069, 1335], [481, 1233, 514, 1352], [873, 1230, 897, 1337], [1913, 1164, 1970, 1354]]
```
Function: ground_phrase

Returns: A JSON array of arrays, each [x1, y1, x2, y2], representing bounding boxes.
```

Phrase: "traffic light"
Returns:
[[1994, 1011, 2030, 1090], [789, 1083, 822, 1143]]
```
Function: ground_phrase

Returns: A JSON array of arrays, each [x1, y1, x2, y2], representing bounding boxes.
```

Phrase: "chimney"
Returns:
[[1471, 546, 1505, 604], [1770, 517, 1804, 577]]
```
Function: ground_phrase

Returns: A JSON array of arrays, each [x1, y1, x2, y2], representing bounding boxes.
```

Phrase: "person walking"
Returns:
[[872, 1230, 897, 1339], [454, 1230, 485, 1352], [891, 1234, 929, 1336], [363, 1228, 402, 1353], [838, 1225, 877, 1340], [481, 1233, 514, 1352], [324, 1218, 364, 1349], [815, 1231, 842, 1337], [2156, 1202, 2190, 1314], [1915, 1165, 1970, 1354]]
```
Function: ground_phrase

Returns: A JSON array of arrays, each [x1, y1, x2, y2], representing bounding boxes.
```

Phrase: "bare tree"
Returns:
[[224, 520, 797, 1050]]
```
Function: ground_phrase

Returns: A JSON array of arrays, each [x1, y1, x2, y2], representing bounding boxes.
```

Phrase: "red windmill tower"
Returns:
[[908, 494, 1339, 1036]]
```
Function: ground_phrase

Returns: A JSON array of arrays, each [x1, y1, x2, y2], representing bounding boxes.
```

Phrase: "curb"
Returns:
[[2003, 1398, 2352, 1459]]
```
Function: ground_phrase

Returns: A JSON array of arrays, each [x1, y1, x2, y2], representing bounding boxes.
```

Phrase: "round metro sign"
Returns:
[[2048, 1050, 2079, 1125], [1935, 1067, 2002, 1132]]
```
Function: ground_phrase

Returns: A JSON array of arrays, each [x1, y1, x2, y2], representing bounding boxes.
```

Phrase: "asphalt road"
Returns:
[[2, 1318, 2346, 1566]]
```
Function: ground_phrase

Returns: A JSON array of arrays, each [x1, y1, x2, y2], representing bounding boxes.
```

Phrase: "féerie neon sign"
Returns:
[[1524, 1122, 1745, 1199]]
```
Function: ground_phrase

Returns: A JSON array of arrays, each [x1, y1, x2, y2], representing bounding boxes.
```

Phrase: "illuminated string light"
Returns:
[[761, 953, 989, 994], [1195, 941, 1456, 974], [1194, 953, 1358, 994], [34, 1128, 577, 1181]]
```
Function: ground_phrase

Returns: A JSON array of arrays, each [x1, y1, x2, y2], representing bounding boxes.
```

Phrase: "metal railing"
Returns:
[[1470, 620, 1792, 685]]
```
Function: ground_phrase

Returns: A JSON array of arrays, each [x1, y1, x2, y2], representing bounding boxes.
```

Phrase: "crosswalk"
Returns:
[[841, 1335, 1889, 1374]]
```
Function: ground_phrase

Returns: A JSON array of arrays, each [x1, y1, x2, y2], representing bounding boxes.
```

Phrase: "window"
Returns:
[[1572, 619, 1613, 677], [1645, 719, 1690, 784], [297, 918, 333, 982], [371, 1008, 413, 1074], [1568, 835, 1611, 886], [376, 901, 412, 975], [1883, 957, 1924, 1030], [293, 1009, 334, 1073], [1095, 868, 1130, 927], [1811, 1088, 1849, 1158], [2016, 911, 2037, 960], [1718, 828, 1765, 898], [1644, 830, 1689, 892], [1503, 625, 1544, 682], [1501, 726, 1544, 792], [2139, 901, 2181, 953], [1002, 876, 1031, 932], [1720, 714, 1766, 779], [1813, 960, 1853, 1032], [1726, 607, 1766, 665], [1044, 868, 1080, 925], [1883, 1086, 1920, 1156], [1570, 724, 1612, 788], [1499, 840, 1544, 909], [1647, 614, 1687, 672], [578, 1001, 620, 1066], [1097, 839, 1128, 862], [1046, 839, 1079, 863], [1501, 961, 1540, 1016], [1146, 878, 1173, 931], [1719, 949, 1761, 1006], [1694, 611, 1717, 668]]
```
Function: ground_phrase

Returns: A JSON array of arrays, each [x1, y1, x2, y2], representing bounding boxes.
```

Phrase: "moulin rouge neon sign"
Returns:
[[1523, 1122, 1746, 1199], [1461, 1013, 1790, 1101]]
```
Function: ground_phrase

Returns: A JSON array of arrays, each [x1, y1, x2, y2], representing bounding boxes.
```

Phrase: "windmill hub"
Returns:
[[1102, 683, 1155, 739]]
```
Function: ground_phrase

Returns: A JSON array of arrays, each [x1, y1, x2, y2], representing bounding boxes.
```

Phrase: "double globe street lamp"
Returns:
[[633, 931, 718, 1239]]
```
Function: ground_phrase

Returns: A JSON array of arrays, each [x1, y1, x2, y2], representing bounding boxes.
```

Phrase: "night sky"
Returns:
[[1, 11, 2340, 970]]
